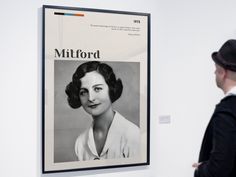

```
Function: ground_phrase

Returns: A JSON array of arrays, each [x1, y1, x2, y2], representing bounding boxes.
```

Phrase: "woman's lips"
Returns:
[[88, 103, 101, 109]]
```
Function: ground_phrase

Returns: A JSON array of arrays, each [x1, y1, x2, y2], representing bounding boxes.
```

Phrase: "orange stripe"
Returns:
[[74, 13, 84, 16]]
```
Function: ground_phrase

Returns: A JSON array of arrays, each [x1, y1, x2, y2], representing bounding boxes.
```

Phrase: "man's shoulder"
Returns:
[[220, 95, 236, 105], [216, 95, 236, 114]]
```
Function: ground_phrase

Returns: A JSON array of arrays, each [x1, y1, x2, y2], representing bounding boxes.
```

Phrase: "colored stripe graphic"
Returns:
[[54, 12, 84, 17]]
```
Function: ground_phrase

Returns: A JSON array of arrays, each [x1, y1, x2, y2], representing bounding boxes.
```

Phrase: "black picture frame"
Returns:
[[42, 5, 150, 173]]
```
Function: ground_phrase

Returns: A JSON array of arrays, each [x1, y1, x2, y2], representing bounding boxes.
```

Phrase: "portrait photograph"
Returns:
[[42, 5, 150, 173]]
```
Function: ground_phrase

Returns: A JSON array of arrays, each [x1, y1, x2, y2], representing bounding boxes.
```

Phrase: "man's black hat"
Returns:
[[212, 39, 236, 72]]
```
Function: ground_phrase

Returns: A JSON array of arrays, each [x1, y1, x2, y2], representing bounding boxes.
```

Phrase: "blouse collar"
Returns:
[[87, 111, 123, 157]]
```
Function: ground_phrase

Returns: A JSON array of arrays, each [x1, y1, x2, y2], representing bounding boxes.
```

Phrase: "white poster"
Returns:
[[43, 5, 150, 173]]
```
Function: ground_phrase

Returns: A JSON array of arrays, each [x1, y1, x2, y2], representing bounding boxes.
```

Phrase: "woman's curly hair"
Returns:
[[65, 61, 123, 109]]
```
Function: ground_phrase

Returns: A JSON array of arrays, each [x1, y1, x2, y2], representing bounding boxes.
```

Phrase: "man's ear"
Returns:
[[218, 66, 227, 77], [222, 68, 228, 79]]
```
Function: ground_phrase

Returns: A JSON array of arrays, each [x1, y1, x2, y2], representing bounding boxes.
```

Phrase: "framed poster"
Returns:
[[42, 5, 150, 173]]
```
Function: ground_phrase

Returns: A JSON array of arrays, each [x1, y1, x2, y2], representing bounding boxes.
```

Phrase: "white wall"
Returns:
[[0, 0, 236, 177]]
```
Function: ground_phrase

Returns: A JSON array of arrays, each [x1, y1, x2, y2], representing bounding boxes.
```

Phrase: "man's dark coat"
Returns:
[[195, 96, 236, 177]]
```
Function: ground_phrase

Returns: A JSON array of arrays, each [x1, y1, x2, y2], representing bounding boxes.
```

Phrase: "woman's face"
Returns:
[[79, 71, 112, 117]]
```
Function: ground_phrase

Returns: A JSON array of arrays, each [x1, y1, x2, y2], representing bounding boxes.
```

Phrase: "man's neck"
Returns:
[[223, 84, 236, 95], [222, 77, 236, 94]]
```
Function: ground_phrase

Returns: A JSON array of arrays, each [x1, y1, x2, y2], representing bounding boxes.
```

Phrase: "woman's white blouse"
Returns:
[[75, 111, 140, 160]]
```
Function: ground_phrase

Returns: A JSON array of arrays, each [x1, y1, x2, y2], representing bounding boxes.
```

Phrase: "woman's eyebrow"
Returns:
[[92, 84, 103, 88]]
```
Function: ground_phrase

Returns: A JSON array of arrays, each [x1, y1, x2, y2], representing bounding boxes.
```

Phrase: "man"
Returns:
[[193, 39, 236, 177]]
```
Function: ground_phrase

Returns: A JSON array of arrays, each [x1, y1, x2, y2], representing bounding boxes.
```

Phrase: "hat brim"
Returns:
[[212, 51, 226, 68], [212, 51, 236, 71]]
